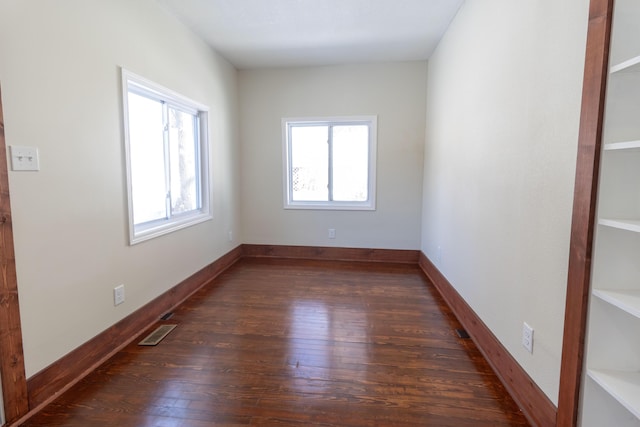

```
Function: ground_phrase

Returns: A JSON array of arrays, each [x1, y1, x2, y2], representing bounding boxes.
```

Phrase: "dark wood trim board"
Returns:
[[0, 85, 30, 424], [557, 0, 614, 425], [242, 244, 420, 264], [419, 252, 557, 427]]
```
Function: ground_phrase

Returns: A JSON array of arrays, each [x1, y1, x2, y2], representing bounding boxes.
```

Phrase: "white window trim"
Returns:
[[282, 115, 377, 211], [122, 68, 212, 245]]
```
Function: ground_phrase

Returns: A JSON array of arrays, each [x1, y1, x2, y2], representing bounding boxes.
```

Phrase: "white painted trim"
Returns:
[[121, 68, 212, 245], [282, 115, 377, 211], [121, 69, 209, 113]]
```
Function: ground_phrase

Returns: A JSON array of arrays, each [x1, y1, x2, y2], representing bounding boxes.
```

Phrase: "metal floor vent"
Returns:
[[138, 324, 177, 346], [455, 329, 470, 339]]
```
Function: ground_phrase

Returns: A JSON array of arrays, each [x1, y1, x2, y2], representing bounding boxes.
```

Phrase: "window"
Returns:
[[122, 69, 211, 244], [283, 116, 377, 210]]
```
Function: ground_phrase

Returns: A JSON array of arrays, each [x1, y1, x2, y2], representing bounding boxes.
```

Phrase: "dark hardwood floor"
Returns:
[[22, 258, 529, 426]]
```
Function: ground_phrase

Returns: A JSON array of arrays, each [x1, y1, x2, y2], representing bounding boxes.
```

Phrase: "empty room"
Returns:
[[0, 0, 632, 426]]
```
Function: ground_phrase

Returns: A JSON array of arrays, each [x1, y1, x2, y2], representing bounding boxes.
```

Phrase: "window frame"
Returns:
[[122, 68, 211, 245], [282, 116, 377, 211]]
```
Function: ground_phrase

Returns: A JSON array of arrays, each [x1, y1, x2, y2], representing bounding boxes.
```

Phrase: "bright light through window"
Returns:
[[332, 125, 369, 202], [122, 69, 211, 244], [128, 92, 166, 224], [168, 107, 199, 214], [284, 116, 377, 210], [291, 126, 329, 201]]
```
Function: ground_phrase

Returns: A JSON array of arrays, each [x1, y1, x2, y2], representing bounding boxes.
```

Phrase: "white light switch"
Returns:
[[10, 145, 40, 171]]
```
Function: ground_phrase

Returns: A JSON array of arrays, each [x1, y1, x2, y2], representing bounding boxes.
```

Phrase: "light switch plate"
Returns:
[[10, 145, 40, 171]]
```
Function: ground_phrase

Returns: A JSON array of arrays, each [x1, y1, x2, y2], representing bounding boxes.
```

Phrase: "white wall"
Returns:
[[239, 62, 426, 249], [0, 0, 240, 377], [421, 1, 589, 404]]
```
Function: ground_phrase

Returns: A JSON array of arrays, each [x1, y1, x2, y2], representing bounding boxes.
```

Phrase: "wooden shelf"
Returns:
[[611, 55, 640, 73], [599, 218, 640, 232], [588, 369, 640, 419], [604, 140, 640, 151], [593, 289, 640, 319]]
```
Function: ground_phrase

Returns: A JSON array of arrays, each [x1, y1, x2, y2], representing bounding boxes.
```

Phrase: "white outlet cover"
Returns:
[[522, 322, 534, 353], [10, 145, 40, 171], [114, 285, 125, 306]]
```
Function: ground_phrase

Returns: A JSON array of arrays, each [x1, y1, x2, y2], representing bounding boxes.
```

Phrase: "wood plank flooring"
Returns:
[[22, 258, 529, 426]]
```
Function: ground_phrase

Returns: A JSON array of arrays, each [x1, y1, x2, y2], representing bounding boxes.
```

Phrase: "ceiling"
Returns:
[[156, 0, 464, 69]]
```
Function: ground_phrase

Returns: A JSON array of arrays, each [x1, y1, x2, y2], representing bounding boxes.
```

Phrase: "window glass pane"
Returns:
[[127, 92, 167, 224], [332, 125, 369, 201], [291, 126, 329, 201], [168, 107, 199, 215]]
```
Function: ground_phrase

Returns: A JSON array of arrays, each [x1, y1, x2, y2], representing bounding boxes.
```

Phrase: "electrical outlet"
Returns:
[[522, 322, 534, 353], [114, 285, 125, 306], [228, 230, 233, 242], [328, 228, 336, 239]]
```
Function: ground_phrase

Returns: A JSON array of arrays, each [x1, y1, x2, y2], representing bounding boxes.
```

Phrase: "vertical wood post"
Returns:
[[0, 85, 29, 423], [557, 0, 614, 425]]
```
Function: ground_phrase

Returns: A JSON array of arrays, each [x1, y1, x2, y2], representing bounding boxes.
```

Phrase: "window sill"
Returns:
[[130, 212, 212, 245], [284, 202, 375, 211]]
